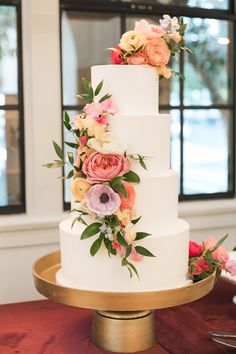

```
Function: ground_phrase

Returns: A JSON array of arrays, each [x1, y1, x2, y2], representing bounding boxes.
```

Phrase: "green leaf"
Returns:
[[64, 110, 70, 124], [99, 93, 112, 103], [66, 170, 74, 179], [117, 231, 128, 247], [111, 181, 128, 198], [67, 152, 74, 164], [135, 232, 151, 241], [64, 141, 79, 149], [127, 261, 139, 279], [104, 237, 117, 256], [43, 160, 64, 168], [139, 157, 147, 170], [53, 141, 63, 159], [82, 77, 91, 93], [95, 80, 103, 96], [81, 222, 102, 239], [125, 245, 132, 258], [212, 234, 228, 252], [123, 170, 140, 183], [63, 120, 71, 131], [131, 216, 141, 225], [90, 236, 103, 256], [71, 215, 88, 228], [135, 246, 155, 257]]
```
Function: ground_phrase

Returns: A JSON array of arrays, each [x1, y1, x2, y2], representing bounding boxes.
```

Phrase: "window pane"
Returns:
[[61, 11, 121, 106], [0, 110, 22, 206], [0, 6, 18, 105], [107, 0, 229, 9], [183, 109, 232, 195], [125, 15, 180, 106], [184, 18, 233, 106]]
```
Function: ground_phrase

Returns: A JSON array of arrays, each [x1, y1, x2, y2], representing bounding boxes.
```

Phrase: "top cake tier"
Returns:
[[91, 65, 159, 115]]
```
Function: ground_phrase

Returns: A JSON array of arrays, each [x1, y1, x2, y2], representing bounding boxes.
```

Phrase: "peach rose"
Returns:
[[203, 236, 229, 266], [118, 181, 135, 211], [169, 33, 182, 43], [82, 152, 130, 183], [119, 30, 146, 53], [157, 66, 172, 79], [71, 178, 91, 202], [127, 53, 148, 65], [144, 38, 170, 67]]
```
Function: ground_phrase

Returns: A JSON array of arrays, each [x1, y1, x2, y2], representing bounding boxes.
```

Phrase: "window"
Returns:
[[60, 0, 235, 207], [0, 1, 24, 214]]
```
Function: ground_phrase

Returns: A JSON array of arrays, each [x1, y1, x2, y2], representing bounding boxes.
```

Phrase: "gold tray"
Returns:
[[33, 250, 215, 311]]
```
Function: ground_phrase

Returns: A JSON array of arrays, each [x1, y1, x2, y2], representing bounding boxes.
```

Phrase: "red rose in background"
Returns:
[[110, 45, 123, 64], [191, 259, 210, 276], [189, 241, 202, 257]]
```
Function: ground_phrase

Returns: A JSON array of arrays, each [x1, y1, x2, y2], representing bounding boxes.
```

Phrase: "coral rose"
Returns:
[[118, 181, 135, 211], [82, 152, 130, 183], [191, 259, 210, 276], [203, 236, 229, 266], [189, 241, 202, 257], [127, 53, 148, 65], [110, 45, 123, 64], [71, 178, 91, 202], [144, 38, 170, 67]]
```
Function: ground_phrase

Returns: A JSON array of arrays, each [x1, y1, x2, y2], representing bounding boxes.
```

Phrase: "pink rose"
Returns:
[[189, 241, 202, 257], [204, 236, 229, 266], [134, 19, 165, 40], [144, 38, 170, 67], [127, 53, 148, 65], [110, 45, 123, 64], [130, 248, 143, 262], [82, 152, 130, 183], [150, 25, 165, 38], [225, 260, 236, 276], [191, 259, 210, 276]]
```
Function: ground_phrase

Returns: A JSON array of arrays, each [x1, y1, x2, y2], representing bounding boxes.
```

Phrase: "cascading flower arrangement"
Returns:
[[109, 15, 192, 79], [45, 78, 154, 278], [188, 235, 236, 282]]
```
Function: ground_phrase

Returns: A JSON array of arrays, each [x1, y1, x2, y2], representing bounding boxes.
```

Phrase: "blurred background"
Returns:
[[0, 0, 235, 303]]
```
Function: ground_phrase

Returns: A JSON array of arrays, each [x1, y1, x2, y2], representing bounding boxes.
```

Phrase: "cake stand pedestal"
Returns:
[[33, 251, 215, 353]]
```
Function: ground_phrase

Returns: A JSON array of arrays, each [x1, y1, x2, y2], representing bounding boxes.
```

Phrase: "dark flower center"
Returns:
[[100, 193, 109, 204]]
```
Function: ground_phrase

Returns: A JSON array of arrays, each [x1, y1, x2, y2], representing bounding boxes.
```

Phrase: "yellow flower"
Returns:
[[73, 115, 85, 130], [83, 117, 106, 138], [119, 30, 146, 53], [116, 209, 131, 226], [71, 178, 91, 201], [124, 222, 136, 245], [157, 66, 172, 79]]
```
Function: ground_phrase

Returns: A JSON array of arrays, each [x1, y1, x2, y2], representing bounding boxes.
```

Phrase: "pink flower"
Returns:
[[74, 153, 82, 176], [191, 259, 210, 276], [95, 114, 108, 125], [84, 102, 103, 118], [110, 45, 123, 64], [225, 260, 236, 276], [144, 38, 170, 67], [85, 184, 121, 215], [80, 135, 88, 146], [134, 19, 165, 40], [127, 53, 148, 65], [118, 181, 135, 211], [189, 241, 202, 257], [82, 152, 130, 183], [112, 241, 126, 256], [204, 236, 229, 266], [130, 248, 143, 262], [101, 98, 118, 115]]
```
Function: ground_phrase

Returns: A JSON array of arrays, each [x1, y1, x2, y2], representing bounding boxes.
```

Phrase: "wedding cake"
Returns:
[[53, 16, 191, 292]]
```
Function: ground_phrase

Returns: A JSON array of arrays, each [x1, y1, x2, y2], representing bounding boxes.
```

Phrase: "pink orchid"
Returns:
[[84, 102, 104, 118], [101, 98, 118, 114]]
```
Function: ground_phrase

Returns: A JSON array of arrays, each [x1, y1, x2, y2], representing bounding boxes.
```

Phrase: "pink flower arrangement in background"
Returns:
[[188, 235, 236, 281], [109, 15, 191, 79]]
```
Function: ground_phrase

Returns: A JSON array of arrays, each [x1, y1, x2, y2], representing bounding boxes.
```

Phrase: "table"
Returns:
[[0, 279, 235, 354]]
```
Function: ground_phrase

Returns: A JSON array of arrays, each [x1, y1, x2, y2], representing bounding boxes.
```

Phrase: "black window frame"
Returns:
[[60, 0, 236, 210], [0, 0, 25, 215]]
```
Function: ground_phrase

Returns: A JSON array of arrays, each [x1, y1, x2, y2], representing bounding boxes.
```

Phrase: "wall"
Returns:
[[0, 0, 236, 305]]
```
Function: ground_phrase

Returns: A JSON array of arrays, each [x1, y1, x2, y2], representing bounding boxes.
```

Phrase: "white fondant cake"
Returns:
[[57, 65, 190, 292]]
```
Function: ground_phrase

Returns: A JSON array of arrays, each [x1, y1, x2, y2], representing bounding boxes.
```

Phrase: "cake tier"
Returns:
[[57, 218, 190, 292], [109, 114, 170, 174], [71, 171, 178, 231], [91, 65, 159, 115]]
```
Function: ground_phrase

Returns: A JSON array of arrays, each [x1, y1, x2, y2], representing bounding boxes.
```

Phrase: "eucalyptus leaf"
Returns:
[[81, 222, 102, 239]]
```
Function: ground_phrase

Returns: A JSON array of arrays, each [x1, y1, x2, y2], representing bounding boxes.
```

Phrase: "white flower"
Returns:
[[100, 223, 107, 233], [87, 132, 127, 154], [160, 14, 180, 34]]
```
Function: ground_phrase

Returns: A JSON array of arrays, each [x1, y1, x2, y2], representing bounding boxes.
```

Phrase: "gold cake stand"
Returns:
[[33, 251, 215, 353]]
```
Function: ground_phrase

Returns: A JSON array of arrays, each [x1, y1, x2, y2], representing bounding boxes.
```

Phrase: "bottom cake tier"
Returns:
[[57, 218, 190, 292]]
